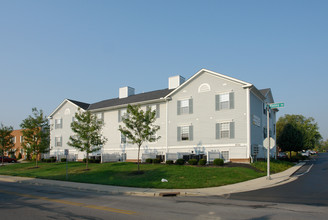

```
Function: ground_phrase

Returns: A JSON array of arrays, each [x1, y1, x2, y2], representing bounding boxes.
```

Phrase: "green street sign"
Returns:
[[269, 103, 285, 108]]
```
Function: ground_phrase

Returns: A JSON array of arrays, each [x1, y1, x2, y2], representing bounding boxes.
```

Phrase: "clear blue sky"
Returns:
[[1, 0, 327, 140]]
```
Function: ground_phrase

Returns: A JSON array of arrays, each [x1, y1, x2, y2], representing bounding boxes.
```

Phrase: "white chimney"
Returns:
[[169, 75, 185, 89], [119, 86, 135, 99]]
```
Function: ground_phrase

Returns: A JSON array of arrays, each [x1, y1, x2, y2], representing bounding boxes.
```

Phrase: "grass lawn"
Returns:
[[0, 160, 294, 189]]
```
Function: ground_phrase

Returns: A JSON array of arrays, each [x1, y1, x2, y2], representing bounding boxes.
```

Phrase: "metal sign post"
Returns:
[[267, 105, 271, 180], [266, 102, 285, 180], [65, 149, 69, 180]]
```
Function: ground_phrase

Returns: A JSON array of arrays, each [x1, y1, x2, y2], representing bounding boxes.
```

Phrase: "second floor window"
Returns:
[[177, 98, 193, 115], [177, 125, 193, 141], [118, 109, 127, 122], [216, 92, 234, 111], [216, 122, 235, 139], [55, 137, 62, 147], [55, 119, 62, 129]]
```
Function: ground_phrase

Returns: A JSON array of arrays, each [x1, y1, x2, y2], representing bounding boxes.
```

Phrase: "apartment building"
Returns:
[[49, 69, 277, 163]]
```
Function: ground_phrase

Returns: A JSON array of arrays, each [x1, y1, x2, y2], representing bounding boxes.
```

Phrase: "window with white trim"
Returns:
[[216, 122, 235, 139], [177, 125, 193, 141], [148, 104, 160, 118], [55, 118, 63, 129], [118, 109, 127, 122], [96, 112, 104, 122], [215, 92, 234, 110], [55, 137, 62, 147], [177, 98, 193, 115]]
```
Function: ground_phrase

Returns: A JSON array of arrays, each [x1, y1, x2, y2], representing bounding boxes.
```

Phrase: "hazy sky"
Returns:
[[1, 0, 327, 139]]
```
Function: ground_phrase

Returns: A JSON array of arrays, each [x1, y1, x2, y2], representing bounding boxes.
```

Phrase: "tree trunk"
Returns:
[[137, 145, 140, 173], [35, 154, 38, 167], [86, 152, 89, 170]]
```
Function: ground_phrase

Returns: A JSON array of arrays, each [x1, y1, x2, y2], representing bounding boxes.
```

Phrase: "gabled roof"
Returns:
[[67, 99, 90, 110], [48, 99, 90, 118], [259, 88, 274, 103], [165, 69, 253, 98], [87, 88, 173, 111]]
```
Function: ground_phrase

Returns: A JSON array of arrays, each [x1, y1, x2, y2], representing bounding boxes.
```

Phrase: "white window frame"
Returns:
[[55, 118, 63, 129], [220, 122, 230, 139], [55, 136, 62, 147]]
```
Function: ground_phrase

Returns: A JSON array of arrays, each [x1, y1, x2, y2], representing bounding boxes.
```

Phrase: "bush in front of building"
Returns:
[[165, 160, 174, 165], [61, 158, 67, 162], [152, 158, 161, 164], [213, 158, 224, 166], [145, 158, 153, 164], [198, 159, 207, 166], [188, 159, 198, 165], [175, 159, 185, 165]]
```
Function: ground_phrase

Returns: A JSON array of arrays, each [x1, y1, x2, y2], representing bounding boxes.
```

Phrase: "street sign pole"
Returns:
[[65, 149, 69, 181], [267, 105, 271, 180]]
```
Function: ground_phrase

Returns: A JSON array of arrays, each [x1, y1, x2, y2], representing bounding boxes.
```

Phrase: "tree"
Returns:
[[277, 123, 303, 157], [68, 109, 107, 169], [276, 114, 322, 151], [0, 124, 15, 166], [20, 108, 50, 167], [119, 104, 160, 173]]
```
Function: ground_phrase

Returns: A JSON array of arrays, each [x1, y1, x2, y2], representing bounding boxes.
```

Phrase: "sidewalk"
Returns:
[[0, 162, 305, 197]]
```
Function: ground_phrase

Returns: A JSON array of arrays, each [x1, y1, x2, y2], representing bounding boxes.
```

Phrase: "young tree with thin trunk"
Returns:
[[21, 108, 50, 167], [0, 124, 15, 166], [119, 104, 160, 173], [68, 109, 107, 170]]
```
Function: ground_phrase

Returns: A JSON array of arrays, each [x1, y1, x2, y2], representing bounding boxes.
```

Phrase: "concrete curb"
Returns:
[[0, 162, 306, 197]]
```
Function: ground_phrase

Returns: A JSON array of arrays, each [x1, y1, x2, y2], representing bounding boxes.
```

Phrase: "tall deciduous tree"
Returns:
[[276, 114, 322, 151], [0, 124, 15, 166], [68, 109, 107, 169], [277, 123, 303, 157], [21, 108, 50, 167], [119, 104, 160, 173]]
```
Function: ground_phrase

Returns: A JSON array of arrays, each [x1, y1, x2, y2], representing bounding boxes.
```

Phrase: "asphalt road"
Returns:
[[228, 153, 328, 206], [0, 154, 327, 219]]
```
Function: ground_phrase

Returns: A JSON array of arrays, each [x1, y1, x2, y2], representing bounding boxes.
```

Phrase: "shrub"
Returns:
[[18, 153, 22, 160], [175, 159, 185, 165], [153, 158, 161, 164], [166, 160, 174, 165], [145, 158, 153, 164], [61, 158, 67, 162], [198, 159, 207, 166], [213, 158, 224, 166], [188, 159, 198, 165], [50, 158, 56, 163]]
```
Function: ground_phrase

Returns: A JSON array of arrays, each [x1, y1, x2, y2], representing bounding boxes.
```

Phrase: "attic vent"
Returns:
[[198, 83, 211, 93]]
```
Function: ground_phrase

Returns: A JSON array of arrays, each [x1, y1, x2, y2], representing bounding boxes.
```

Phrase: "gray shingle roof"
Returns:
[[259, 88, 270, 97], [88, 88, 173, 111], [68, 99, 90, 110]]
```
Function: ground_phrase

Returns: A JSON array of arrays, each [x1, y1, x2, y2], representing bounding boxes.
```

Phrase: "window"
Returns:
[[55, 137, 62, 147], [20, 136, 24, 143], [121, 133, 126, 144], [96, 112, 104, 122], [55, 119, 62, 129], [148, 104, 160, 118], [215, 92, 234, 111], [198, 83, 211, 93], [118, 109, 127, 122], [11, 137, 16, 144], [216, 122, 235, 139], [177, 98, 193, 115], [177, 125, 193, 141]]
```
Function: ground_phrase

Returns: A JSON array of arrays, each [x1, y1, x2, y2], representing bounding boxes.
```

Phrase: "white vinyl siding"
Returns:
[[148, 104, 160, 118]]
